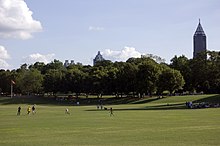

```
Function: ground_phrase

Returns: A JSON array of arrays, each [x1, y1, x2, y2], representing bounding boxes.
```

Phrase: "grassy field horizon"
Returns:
[[0, 94, 220, 146]]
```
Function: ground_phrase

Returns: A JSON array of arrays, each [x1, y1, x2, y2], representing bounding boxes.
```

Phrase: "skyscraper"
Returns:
[[193, 19, 207, 58]]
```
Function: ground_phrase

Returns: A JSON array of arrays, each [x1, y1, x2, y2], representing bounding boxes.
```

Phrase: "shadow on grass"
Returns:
[[131, 97, 162, 104], [0, 96, 145, 106], [0, 96, 142, 106], [87, 94, 220, 111], [86, 103, 187, 111], [193, 94, 220, 103], [0, 96, 72, 106]]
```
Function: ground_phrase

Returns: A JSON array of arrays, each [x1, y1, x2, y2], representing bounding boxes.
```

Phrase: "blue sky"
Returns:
[[0, 0, 220, 70]]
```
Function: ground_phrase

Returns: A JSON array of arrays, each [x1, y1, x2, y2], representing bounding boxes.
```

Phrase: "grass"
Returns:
[[0, 94, 220, 146]]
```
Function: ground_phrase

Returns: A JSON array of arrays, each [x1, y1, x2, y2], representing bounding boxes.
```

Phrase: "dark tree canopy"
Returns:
[[1, 51, 219, 96]]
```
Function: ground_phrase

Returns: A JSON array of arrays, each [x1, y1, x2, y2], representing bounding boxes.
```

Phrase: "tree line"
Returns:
[[0, 51, 219, 97]]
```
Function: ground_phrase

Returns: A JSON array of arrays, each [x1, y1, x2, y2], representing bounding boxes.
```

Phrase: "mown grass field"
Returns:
[[0, 94, 220, 146]]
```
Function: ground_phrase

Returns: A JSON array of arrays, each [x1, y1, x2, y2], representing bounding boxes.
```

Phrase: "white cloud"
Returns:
[[23, 53, 55, 64], [0, 45, 10, 59], [102, 46, 166, 63], [0, 58, 9, 69], [0, 45, 10, 69], [102, 47, 142, 62], [88, 26, 104, 31], [0, 0, 42, 39]]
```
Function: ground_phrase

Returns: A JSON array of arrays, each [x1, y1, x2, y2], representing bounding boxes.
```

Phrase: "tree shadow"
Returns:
[[0, 96, 73, 106], [86, 95, 220, 111], [193, 94, 220, 103], [86, 103, 187, 111], [0, 96, 145, 106], [131, 96, 162, 104], [118, 103, 187, 111]]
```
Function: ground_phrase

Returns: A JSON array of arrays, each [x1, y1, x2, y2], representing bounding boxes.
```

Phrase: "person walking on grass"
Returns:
[[17, 106, 21, 115], [32, 105, 36, 114], [65, 108, 70, 114], [110, 107, 114, 116]]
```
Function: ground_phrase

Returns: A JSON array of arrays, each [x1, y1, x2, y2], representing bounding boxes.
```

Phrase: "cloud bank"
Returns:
[[0, 0, 42, 39], [102, 47, 166, 63], [102, 47, 143, 62], [0, 45, 10, 69], [23, 53, 55, 64]]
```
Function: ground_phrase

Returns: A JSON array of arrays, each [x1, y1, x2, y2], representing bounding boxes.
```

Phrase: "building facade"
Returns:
[[64, 60, 74, 67], [93, 51, 105, 66], [193, 20, 207, 58]]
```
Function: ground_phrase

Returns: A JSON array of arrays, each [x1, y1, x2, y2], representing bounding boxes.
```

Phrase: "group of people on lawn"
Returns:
[[17, 105, 36, 115], [17, 104, 114, 116], [186, 101, 220, 109]]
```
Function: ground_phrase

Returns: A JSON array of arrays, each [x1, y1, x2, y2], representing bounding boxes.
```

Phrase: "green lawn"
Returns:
[[0, 95, 220, 146]]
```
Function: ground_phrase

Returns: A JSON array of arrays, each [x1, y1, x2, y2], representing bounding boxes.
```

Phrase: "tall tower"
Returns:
[[193, 19, 207, 58]]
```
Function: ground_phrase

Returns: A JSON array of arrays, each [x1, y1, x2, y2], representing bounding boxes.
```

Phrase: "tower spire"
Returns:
[[194, 19, 205, 36], [193, 20, 207, 58]]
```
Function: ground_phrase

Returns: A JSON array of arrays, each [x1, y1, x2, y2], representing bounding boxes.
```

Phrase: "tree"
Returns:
[[189, 53, 208, 93], [136, 59, 161, 96], [65, 65, 87, 97], [44, 59, 66, 74], [0, 70, 12, 94], [158, 68, 185, 94], [16, 68, 43, 94], [114, 62, 138, 97], [170, 55, 191, 91], [206, 51, 220, 93], [94, 60, 113, 67], [103, 66, 119, 95], [89, 66, 107, 96], [43, 69, 64, 95], [29, 62, 46, 73]]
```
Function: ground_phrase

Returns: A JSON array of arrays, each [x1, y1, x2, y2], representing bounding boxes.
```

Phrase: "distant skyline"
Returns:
[[0, 0, 220, 70]]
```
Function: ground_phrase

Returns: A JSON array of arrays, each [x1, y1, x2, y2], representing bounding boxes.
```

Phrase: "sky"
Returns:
[[0, 0, 220, 70]]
